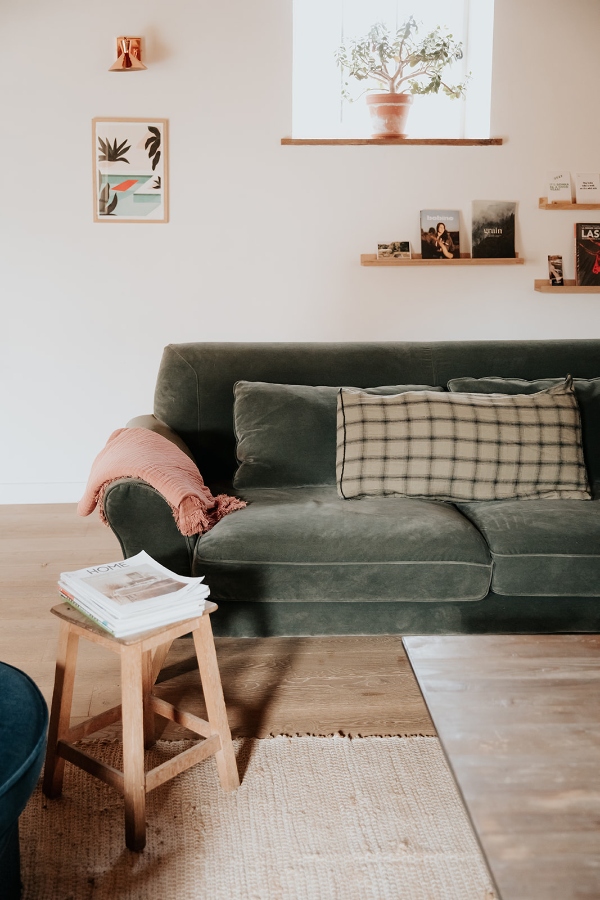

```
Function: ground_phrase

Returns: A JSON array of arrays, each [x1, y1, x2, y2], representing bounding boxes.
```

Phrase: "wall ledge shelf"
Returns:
[[282, 137, 503, 146], [539, 197, 600, 210], [361, 253, 524, 267], [534, 279, 600, 293]]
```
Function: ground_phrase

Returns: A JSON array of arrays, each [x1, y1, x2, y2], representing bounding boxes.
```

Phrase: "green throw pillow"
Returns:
[[233, 381, 443, 489]]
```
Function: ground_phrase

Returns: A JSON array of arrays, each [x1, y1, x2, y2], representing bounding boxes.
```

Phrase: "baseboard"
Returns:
[[0, 483, 87, 504]]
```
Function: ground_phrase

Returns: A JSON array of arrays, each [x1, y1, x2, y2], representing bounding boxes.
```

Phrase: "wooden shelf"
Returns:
[[282, 137, 503, 146], [539, 197, 600, 210], [534, 279, 600, 293], [361, 253, 524, 266]]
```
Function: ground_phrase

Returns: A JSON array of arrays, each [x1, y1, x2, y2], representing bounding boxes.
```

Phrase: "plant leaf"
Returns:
[[107, 192, 118, 214], [152, 150, 160, 171], [147, 126, 160, 136]]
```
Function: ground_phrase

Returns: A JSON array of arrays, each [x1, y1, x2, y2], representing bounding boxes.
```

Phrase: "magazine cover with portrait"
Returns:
[[420, 210, 460, 259]]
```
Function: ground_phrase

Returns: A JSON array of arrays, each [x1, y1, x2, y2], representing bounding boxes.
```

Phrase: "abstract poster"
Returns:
[[92, 118, 168, 223]]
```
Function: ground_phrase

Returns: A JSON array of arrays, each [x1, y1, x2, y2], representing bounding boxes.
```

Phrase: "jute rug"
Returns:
[[20, 737, 496, 900]]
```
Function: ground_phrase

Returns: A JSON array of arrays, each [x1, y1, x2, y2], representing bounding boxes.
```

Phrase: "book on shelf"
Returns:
[[575, 173, 600, 205], [575, 223, 600, 286], [548, 255, 564, 286], [59, 550, 209, 638], [420, 210, 460, 259], [471, 200, 516, 258], [547, 171, 572, 204]]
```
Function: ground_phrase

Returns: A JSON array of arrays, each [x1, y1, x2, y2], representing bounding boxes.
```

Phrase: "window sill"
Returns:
[[281, 137, 503, 146]]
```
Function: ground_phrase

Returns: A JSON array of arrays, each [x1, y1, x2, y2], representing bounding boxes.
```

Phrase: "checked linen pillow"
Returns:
[[336, 378, 591, 501]]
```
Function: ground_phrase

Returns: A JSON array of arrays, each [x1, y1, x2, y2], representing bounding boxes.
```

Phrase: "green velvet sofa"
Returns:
[[103, 340, 600, 637]]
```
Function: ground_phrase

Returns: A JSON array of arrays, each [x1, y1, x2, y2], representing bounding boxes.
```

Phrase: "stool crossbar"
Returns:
[[43, 601, 239, 851]]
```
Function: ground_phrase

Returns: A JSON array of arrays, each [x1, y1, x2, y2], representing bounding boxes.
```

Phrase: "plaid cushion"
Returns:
[[336, 377, 591, 501]]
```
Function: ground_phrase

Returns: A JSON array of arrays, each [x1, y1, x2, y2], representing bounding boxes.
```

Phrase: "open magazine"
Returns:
[[59, 551, 209, 638]]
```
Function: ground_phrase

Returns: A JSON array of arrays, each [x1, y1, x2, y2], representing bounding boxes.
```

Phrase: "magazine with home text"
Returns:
[[59, 551, 209, 637]]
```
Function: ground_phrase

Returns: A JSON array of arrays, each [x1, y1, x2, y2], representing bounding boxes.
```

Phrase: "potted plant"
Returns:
[[335, 18, 467, 139]]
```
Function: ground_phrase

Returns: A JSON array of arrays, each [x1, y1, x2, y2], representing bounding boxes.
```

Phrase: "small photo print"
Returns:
[[548, 255, 564, 286], [378, 241, 411, 259]]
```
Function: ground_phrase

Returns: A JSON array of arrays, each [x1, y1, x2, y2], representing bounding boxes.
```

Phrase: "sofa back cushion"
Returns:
[[233, 381, 442, 489], [152, 341, 600, 484], [448, 376, 600, 487], [336, 379, 591, 501]]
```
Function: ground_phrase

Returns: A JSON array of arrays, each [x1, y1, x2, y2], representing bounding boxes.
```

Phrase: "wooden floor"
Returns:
[[0, 504, 434, 739]]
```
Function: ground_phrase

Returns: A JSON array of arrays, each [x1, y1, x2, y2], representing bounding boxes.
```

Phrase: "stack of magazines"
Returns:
[[59, 550, 210, 638]]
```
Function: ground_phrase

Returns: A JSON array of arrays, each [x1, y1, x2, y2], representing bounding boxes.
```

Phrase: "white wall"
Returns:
[[2, 0, 600, 504]]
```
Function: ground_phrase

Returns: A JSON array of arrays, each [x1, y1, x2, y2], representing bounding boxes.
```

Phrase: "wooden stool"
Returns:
[[42, 601, 239, 852]]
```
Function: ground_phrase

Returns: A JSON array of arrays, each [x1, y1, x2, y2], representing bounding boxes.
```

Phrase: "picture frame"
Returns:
[[92, 117, 168, 223]]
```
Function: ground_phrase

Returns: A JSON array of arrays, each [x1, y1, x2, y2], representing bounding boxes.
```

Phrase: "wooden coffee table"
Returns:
[[403, 634, 600, 900]]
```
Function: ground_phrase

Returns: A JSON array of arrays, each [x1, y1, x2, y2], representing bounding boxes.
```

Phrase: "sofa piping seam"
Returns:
[[492, 551, 600, 559], [168, 345, 201, 434], [194, 558, 491, 567]]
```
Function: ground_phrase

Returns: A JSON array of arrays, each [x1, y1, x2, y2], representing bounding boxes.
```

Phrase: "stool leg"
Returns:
[[43, 622, 79, 799], [142, 649, 155, 750], [192, 616, 240, 792], [121, 645, 147, 852], [151, 639, 173, 684]]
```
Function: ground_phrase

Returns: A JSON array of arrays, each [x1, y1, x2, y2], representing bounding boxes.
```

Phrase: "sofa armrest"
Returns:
[[102, 477, 198, 576], [126, 414, 195, 461], [100, 416, 198, 575]]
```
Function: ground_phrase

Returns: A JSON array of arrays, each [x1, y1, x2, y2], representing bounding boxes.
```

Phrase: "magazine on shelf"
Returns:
[[548, 255, 564, 286], [575, 173, 600, 205], [547, 171, 572, 204], [59, 550, 209, 637], [575, 223, 600, 286], [471, 200, 516, 258], [420, 210, 460, 259]]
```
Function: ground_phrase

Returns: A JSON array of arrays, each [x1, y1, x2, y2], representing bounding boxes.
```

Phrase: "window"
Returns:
[[292, 0, 495, 139]]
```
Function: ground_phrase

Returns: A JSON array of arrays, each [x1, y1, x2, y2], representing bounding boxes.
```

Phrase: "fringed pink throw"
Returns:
[[77, 428, 246, 536]]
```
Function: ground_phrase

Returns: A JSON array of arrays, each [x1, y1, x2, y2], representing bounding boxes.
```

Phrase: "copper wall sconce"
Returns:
[[109, 37, 147, 72]]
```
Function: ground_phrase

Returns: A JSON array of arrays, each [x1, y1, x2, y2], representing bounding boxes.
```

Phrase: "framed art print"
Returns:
[[92, 118, 168, 223]]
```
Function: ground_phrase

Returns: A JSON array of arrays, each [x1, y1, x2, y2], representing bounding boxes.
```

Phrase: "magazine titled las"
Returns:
[[575, 223, 600, 286]]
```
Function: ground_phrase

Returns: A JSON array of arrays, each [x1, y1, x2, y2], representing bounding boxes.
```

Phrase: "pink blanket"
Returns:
[[78, 427, 246, 536]]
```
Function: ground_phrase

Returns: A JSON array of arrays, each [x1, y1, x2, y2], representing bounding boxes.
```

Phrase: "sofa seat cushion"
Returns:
[[194, 487, 491, 603], [458, 498, 600, 596]]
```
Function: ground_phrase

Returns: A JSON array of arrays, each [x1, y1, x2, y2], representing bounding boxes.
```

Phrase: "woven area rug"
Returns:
[[20, 736, 496, 900]]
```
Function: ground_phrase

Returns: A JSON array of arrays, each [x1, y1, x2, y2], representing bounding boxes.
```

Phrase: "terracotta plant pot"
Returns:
[[365, 92, 413, 139]]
